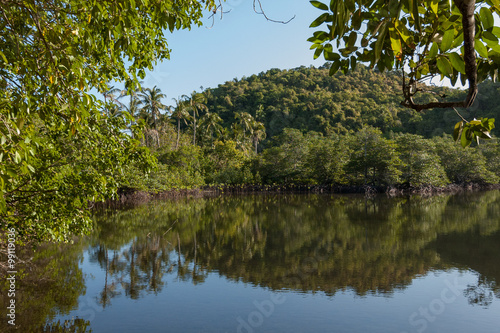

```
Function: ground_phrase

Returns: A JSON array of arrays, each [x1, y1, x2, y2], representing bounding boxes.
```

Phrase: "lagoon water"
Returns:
[[3, 192, 500, 332]]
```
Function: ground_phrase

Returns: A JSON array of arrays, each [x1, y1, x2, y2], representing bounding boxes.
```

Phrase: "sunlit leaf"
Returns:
[[310, 13, 329, 28], [430, 0, 439, 14], [440, 29, 455, 52], [389, 28, 402, 60], [453, 121, 463, 142], [310, 0, 329, 11], [480, 7, 494, 31], [436, 56, 453, 77], [448, 52, 466, 74], [475, 39, 489, 58]]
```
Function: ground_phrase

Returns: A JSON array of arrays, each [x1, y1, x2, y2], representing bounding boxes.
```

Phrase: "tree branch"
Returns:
[[402, 0, 478, 112], [253, 0, 295, 24]]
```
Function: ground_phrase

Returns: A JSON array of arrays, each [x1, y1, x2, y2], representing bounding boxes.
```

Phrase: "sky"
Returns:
[[141, 0, 325, 106]]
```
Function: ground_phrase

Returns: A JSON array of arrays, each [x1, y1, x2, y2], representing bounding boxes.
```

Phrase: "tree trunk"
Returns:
[[455, 0, 477, 107], [176, 117, 180, 150], [152, 107, 157, 130], [193, 111, 197, 146]]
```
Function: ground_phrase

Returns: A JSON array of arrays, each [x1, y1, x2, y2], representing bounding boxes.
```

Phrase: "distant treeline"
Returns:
[[203, 64, 500, 140], [115, 65, 500, 192], [120, 127, 499, 192]]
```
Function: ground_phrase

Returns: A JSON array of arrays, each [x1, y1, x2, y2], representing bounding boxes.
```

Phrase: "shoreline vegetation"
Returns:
[[94, 183, 500, 210], [94, 65, 500, 211]]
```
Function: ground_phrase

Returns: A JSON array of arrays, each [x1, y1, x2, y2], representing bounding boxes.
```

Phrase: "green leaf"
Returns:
[[448, 52, 466, 74], [436, 56, 453, 77], [411, 0, 421, 33], [430, 0, 439, 14], [0, 50, 8, 64], [310, 13, 329, 28], [440, 29, 454, 52], [461, 128, 472, 148], [14, 151, 21, 164], [374, 21, 389, 65], [324, 51, 340, 61], [394, 19, 411, 44], [480, 7, 494, 31], [453, 121, 463, 142], [429, 43, 438, 59], [475, 39, 489, 58], [339, 46, 358, 56], [329, 61, 341, 76], [348, 31, 357, 48], [351, 55, 357, 70], [481, 117, 495, 131], [492, 26, 500, 39], [314, 46, 323, 59], [482, 31, 499, 46], [310, 0, 329, 11], [451, 32, 464, 49]]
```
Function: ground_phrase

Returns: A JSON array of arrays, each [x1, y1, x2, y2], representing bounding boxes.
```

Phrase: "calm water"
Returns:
[[2, 191, 500, 332]]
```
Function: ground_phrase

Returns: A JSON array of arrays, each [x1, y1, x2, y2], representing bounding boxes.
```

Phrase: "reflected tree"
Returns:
[[40, 318, 92, 333], [464, 276, 496, 308]]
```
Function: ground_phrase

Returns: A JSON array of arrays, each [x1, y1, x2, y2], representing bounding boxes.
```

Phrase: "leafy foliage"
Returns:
[[345, 127, 402, 185], [0, 0, 219, 243], [454, 117, 495, 147], [433, 135, 499, 183], [393, 133, 449, 186], [308, 0, 500, 112]]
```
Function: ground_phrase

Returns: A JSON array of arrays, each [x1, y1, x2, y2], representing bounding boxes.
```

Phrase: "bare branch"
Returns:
[[206, 0, 231, 29], [253, 0, 295, 24], [453, 107, 469, 123]]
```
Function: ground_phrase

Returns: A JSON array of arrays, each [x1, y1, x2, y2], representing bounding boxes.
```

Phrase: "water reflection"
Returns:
[[1, 191, 500, 332], [0, 241, 90, 332], [89, 191, 500, 299]]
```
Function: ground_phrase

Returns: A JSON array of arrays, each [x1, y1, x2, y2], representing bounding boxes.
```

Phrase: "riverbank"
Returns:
[[92, 182, 500, 210]]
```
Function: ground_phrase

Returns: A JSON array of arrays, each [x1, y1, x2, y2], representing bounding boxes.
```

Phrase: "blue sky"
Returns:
[[142, 0, 325, 106]]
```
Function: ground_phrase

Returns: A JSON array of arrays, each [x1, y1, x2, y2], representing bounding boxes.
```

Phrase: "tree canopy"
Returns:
[[0, 0, 220, 242], [204, 64, 500, 139], [308, 0, 499, 144]]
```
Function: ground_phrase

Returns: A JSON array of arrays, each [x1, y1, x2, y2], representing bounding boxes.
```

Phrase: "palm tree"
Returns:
[[117, 81, 144, 138], [250, 120, 266, 154], [171, 97, 190, 150], [230, 122, 250, 152], [182, 91, 208, 146], [119, 81, 143, 118], [103, 85, 125, 116], [138, 86, 166, 130], [199, 111, 223, 146], [124, 97, 141, 118], [234, 112, 254, 136]]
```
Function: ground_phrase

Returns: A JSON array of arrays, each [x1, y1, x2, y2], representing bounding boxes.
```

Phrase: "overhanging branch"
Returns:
[[402, 0, 478, 112]]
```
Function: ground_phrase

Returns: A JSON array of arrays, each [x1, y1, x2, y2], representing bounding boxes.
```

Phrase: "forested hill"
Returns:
[[204, 64, 500, 139]]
